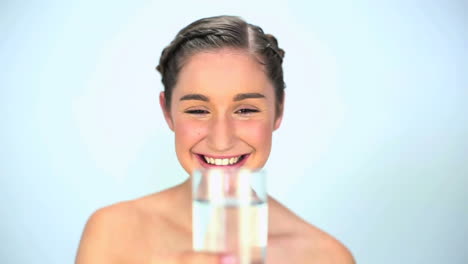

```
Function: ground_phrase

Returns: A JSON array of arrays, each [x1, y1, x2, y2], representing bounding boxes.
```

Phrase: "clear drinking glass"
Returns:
[[192, 168, 268, 264]]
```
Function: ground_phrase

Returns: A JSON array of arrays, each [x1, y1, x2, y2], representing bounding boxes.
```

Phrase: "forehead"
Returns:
[[173, 49, 273, 97]]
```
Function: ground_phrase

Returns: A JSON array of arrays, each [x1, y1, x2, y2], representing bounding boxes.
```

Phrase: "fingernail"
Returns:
[[221, 254, 236, 264]]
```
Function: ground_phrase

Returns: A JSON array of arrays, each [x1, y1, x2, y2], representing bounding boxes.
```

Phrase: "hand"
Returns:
[[157, 251, 236, 264]]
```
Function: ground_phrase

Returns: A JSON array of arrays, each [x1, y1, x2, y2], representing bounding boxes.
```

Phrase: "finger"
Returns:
[[163, 251, 235, 264], [178, 251, 230, 264]]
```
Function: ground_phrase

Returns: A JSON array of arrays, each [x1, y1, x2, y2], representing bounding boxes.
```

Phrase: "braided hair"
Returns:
[[156, 15, 285, 116]]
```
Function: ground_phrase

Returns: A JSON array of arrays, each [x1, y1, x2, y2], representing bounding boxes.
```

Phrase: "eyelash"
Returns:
[[185, 109, 209, 115], [184, 108, 260, 115], [235, 108, 260, 115]]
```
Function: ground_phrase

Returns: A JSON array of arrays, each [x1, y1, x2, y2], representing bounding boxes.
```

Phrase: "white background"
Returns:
[[1, 1, 467, 263]]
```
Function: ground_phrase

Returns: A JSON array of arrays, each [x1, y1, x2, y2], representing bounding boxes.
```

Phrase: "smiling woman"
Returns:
[[75, 15, 355, 264], [163, 50, 281, 176]]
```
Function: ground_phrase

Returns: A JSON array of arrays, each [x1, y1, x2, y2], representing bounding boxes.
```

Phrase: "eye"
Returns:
[[235, 108, 260, 115], [185, 109, 210, 115]]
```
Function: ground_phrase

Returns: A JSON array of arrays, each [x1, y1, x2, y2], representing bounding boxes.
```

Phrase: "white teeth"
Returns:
[[229, 157, 239, 165], [203, 155, 242, 166]]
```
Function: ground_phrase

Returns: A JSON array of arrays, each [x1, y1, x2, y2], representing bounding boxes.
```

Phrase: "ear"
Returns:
[[273, 93, 285, 131], [274, 111, 283, 131], [159, 91, 174, 131]]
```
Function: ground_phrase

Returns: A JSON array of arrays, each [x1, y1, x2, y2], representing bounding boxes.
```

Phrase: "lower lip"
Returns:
[[195, 154, 250, 169]]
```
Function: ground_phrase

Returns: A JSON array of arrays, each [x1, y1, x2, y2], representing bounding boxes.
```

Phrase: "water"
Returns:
[[193, 199, 268, 264]]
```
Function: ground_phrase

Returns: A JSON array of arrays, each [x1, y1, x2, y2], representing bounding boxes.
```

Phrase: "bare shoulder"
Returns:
[[75, 187, 187, 264], [299, 226, 355, 264], [268, 197, 355, 264], [75, 191, 174, 263], [75, 200, 145, 264]]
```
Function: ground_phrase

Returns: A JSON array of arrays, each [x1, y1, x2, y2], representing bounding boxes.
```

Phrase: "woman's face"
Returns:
[[160, 49, 283, 175]]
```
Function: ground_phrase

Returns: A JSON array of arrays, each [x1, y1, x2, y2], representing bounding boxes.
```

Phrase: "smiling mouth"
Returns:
[[197, 154, 248, 166]]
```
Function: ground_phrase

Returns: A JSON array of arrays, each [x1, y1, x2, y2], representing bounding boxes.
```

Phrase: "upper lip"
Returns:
[[196, 153, 247, 159]]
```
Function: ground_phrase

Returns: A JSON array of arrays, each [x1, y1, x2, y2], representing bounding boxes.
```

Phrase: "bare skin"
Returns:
[[76, 180, 355, 264], [76, 48, 355, 264]]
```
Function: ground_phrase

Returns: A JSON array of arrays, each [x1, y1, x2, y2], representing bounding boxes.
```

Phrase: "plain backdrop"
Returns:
[[1, 1, 467, 263]]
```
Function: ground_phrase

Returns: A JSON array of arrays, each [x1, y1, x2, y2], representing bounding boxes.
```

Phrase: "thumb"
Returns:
[[157, 251, 236, 264]]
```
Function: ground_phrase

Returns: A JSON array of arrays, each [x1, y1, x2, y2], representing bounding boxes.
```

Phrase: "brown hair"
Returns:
[[156, 15, 285, 116]]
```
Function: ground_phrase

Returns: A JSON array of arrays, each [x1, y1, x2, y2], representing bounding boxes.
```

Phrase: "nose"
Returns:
[[207, 115, 236, 152]]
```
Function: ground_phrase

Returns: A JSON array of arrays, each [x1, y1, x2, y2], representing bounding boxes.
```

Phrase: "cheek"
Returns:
[[237, 120, 273, 150], [174, 118, 206, 150]]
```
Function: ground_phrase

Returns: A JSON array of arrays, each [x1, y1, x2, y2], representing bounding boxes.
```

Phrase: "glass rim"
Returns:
[[192, 167, 266, 176]]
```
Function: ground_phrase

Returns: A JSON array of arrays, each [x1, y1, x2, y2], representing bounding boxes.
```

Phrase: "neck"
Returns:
[[167, 179, 193, 231]]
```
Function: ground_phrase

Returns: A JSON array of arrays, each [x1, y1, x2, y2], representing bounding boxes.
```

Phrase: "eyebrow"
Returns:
[[179, 92, 266, 102], [233, 93, 266, 101], [179, 94, 209, 101]]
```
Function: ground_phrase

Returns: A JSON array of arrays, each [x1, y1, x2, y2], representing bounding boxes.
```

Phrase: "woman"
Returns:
[[76, 15, 354, 264]]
